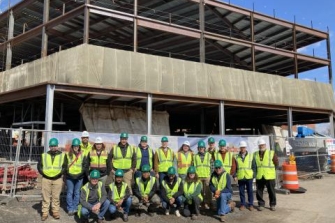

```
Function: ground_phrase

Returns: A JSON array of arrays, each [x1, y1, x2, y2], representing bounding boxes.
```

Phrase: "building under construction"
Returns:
[[0, 0, 334, 137]]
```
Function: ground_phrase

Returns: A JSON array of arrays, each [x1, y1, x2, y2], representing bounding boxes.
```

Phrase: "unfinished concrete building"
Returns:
[[0, 0, 334, 137]]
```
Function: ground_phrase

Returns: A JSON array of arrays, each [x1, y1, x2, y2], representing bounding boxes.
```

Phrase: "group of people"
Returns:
[[37, 131, 278, 223]]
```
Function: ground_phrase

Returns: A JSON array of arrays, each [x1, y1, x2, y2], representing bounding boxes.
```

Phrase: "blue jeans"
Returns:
[[238, 179, 254, 207], [134, 170, 155, 179], [81, 200, 110, 220], [109, 197, 132, 214], [162, 196, 183, 209], [216, 192, 232, 215], [66, 178, 83, 212]]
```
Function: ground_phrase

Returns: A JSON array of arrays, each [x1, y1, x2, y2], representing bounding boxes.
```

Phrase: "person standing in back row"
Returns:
[[154, 136, 175, 185], [176, 141, 193, 181], [80, 131, 93, 156], [214, 139, 236, 177], [134, 136, 155, 178]]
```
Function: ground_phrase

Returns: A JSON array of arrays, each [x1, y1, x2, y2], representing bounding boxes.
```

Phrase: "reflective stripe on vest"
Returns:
[[42, 152, 65, 177], [211, 172, 228, 191], [183, 181, 203, 203], [78, 182, 102, 218], [89, 150, 108, 169], [135, 147, 153, 170], [194, 153, 211, 178], [254, 150, 276, 180], [162, 178, 181, 199], [236, 153, 253, 180], [135, 176, 156, 197], [157, 148, 174, 172], [67, 153, 84, 175], [177, 152, 193, 175], [113, 145, 133, 169], [110, 182, 127, 203], [214, 152, 232, 174], [80, 143, 93, 156]]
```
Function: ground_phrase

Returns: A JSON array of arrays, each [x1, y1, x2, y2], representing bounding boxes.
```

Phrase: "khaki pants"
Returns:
[[199, 177, 212, 205], [41, 177, 63, 214], [110, 169, 134, 194]]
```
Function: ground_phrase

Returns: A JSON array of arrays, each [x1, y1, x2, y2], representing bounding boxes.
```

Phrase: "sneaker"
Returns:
[[41, 213, 48, 221], [239, 205, 246, 211], [68, 211, 74, 216], [204, 204, 210, 209], [220, 215, 226, 222], [248, 206, 254, 211], [165, 208, 170, 216], [123, 213, 129, 222], [270, 206, 276, 211], [258, 206, 264, 211], [191, 214, 198, 220], [175, 210, 181, 217]]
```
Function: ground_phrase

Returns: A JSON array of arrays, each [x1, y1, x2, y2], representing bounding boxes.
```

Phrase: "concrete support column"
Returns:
[[287, 107, 293, 137], [44, 84, 55, 151], [147, 94, 152, 135], [83, 0, 90, 44], [6, 10, 14, 70], [329, 113, 334, 138], [134, 0, 138, 52], [199, 0, 205, 62], [41, 0, 50, 57], [219, 101, 225, 135]]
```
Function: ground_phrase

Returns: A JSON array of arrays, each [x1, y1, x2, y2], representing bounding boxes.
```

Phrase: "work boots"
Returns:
[[229, 201, 236, 212], [52, 212, 60, 219], [41, 213, 48, 221]]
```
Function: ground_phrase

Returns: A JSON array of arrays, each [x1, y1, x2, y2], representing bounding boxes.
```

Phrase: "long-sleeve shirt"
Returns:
[[209, 171, 232, 194], [184, 181, 202, 200], [153, 147, 174, 173], [109, 143, 136, 171], [252, 150, 279, 177], [214, 151, 237, 176], [132, 176, 158, 201], [108, 182, 131, 205], [66, 152, 88, 180], [137, 145, 155, 170], [79, 182, 107, 210], [160, 176, 183, 203], [85, 149, 111, 177], [234, 151, 257, 179], [37, 150, 68, 180]]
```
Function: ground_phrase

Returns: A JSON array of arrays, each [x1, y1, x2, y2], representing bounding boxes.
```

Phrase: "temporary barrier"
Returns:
[[282, 162, 299, 191]]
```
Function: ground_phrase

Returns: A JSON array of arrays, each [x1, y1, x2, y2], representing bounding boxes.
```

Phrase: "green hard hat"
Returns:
[[198, 140, 206, 148], [208, 137, 215, 144], [115, 169, 124, 177], [49, 138, 58, 147], [141, 164, 151, 172], [72, 138, 81, 146], [90, 170, 100, 179], [167, 166, 176, 175], [161, 136, 168, 142], [214, 160, 223, 168], [219, 139, 226, 147], [187, 166, 196, 174], [141, 136, 148, 142], [120, 132, 128, 138]]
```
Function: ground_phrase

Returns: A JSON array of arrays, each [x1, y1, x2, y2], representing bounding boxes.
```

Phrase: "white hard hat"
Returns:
[[95, 137, 103, 144], [258, 139, 266, 146], [82, 131, 90, 138], [239, 141, 247, 148], [183, 141, 190, 147]]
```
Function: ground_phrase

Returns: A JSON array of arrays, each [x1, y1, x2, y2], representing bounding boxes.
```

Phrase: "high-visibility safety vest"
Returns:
[[89, 150, 108, 169], [135, 176, 156, 197], [162, 178, 182, 199], [109, 182, 128, 203], [135, 147, 153, 170], [78, 182, 102, 217], [211, 172, 228, 191], [214, 152, 233, 174], [67, 152, 84, 175], [113, 145, 134, 169], [176, 152, 193, 175], [42, 152, 65, 177], [254, 150, 276, 180], [157, 148, 174, 172], [80, 143, 93, 156], [194, 152, 211, 178], [236, 153, 253, 180], [183, 181, 203, 204]]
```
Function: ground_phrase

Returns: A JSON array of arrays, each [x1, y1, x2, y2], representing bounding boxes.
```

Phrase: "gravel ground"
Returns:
[[1, 174, 335, 223]]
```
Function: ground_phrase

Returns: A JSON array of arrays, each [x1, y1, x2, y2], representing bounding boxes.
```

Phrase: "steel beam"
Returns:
[[287, 107, 293, 137], [44, 84, 55, 151], [147, 94, 152, 135], [41, 0, 50, 57], [5, 10, 14, 70], [219, 101, 225, 135]]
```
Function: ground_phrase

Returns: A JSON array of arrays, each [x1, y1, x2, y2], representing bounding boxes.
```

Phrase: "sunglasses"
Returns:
[[215, 167, 222, 169], [82, 137, 89, 139]]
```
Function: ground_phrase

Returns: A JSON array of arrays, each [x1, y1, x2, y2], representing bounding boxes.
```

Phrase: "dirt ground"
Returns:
[[1, 174, 334, 223]]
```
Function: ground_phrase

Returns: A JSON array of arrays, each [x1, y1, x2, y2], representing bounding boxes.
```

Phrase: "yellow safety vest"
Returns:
[[109, 182, 128, 203], [78, 182, 102, 217], [80, 143, 93, 156], [254, 150, 276, 180], [214, 152, 233, 174], [183, 181, 203, 204], [176, 152, 193, 175], [236, 153, 253, 180], [67, 152, 84, 175], [135, 147, 153, 170], [89, 150, 108, 169], [194, 152, 211, 178], [113, 145, 134, 169], [157, 148, 174, 172], [211, 172, 228, 191], [135, 176, 156, 197], [42, 152, 65, 177], [162, 178, 182, 199]]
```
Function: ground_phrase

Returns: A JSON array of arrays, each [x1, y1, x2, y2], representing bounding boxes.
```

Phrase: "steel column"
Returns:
[[293, 25, 298, 78], [326, 32, 333, 85], [83, 0, 90, 44], [287, 107, 293, 137], [250, 12, 255, 71], [147, 94, 152, 135], [329, 113, 334, 138], [44, 84, 55, 151], [201, 108, 206, 134], [219, 101, 225, 135], [5, 10, 14, 70], [134, 0, 138, 52], [199, 0, 205, 62], [41, 0, 50, 57]]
